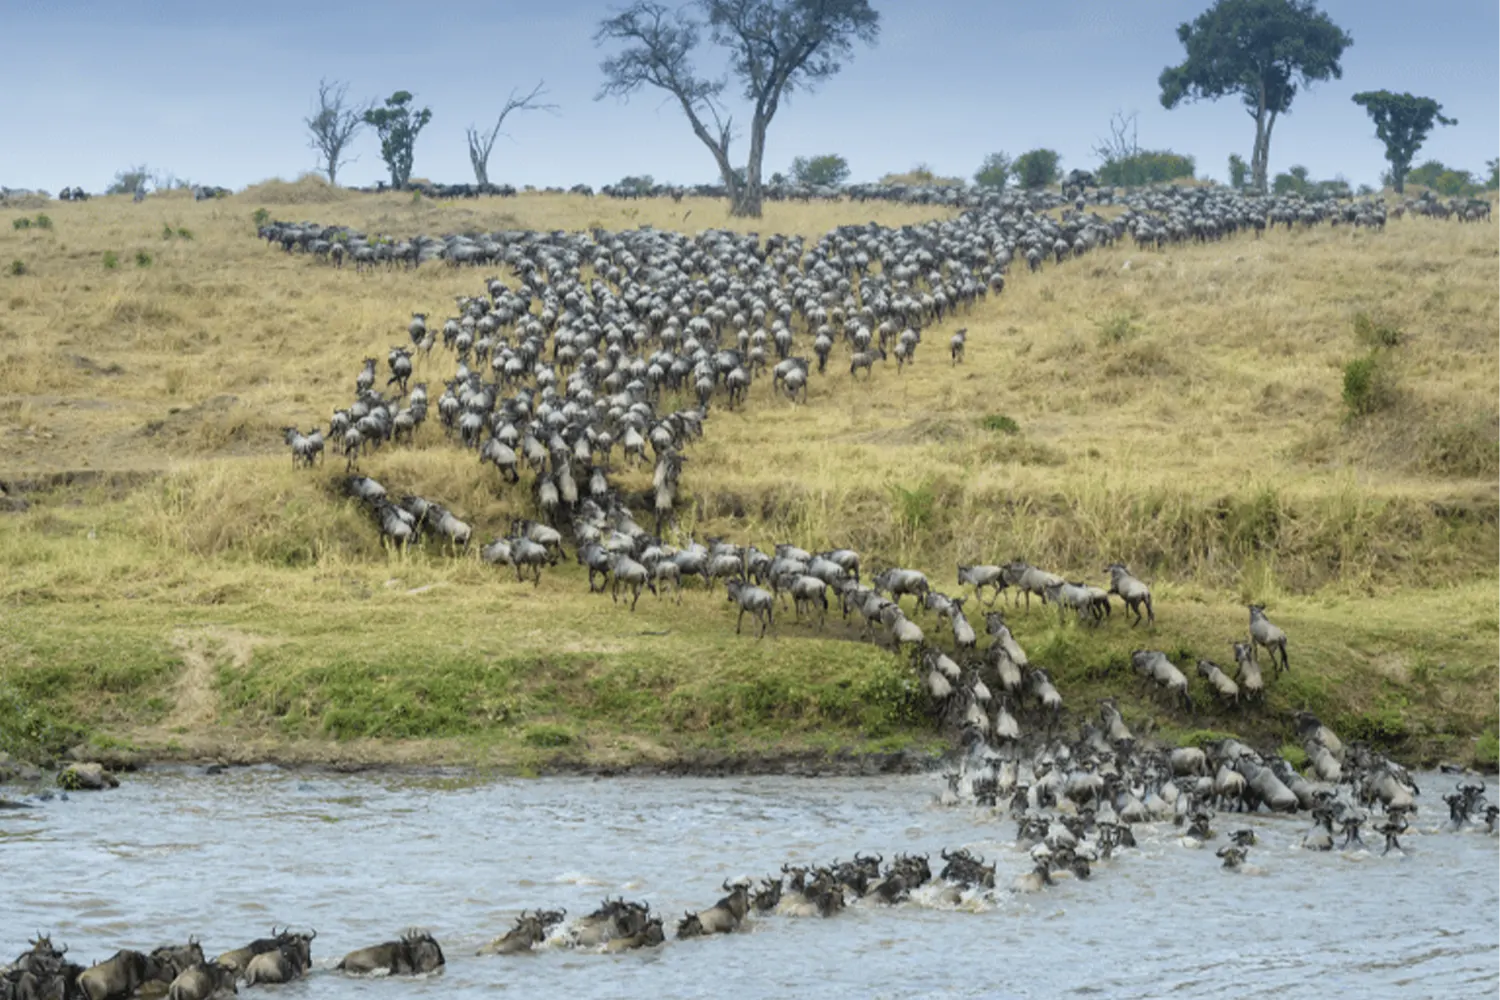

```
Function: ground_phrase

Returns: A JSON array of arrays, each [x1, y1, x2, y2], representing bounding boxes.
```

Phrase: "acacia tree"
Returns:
[[790, 153, 849, 186], [595, 0, 880, 217], [1228, 153, 1249, 188], [1351, 90, 1456, 194], [466, 81, 558, 187], [363, 91, 433, 190], [1159, 0, 1351, 193], [1012, 149, 1061, 189], [973, 152, 1012, 189], [305, 79, 368, 186]]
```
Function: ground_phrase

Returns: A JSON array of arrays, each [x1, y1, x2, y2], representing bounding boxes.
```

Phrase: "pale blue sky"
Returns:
[[2, 0, 1495, 192]]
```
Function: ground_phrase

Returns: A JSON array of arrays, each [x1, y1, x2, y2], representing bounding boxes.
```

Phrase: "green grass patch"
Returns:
[[981, 414, 1020, 435]]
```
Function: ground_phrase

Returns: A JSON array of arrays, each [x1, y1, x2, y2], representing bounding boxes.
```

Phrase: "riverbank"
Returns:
[[1, 191, 1496, 775]]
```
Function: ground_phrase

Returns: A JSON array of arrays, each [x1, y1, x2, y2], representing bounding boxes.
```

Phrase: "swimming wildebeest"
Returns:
[[336, 931, 444, 976]]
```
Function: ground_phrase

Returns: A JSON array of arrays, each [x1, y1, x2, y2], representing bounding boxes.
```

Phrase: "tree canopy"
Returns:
[[363, 91, 432, 190], [1012, 149, 1062, 190], [1159, 0, 1351, 192], [1351, 90, 1455, 194], [973, 152, 1012, 189], [790, 153, 850, 187], [1097, 151, 1195, 188], [1228, 153, 1249, 189], [595, 0, 879, 217], [1404, 160, 1483, 197]]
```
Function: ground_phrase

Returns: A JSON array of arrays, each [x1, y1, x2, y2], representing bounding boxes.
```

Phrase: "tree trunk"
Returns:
[[1250, 81, 1269, 194], [732, 112, 767, 218], [1392, 166, 1405, 194]]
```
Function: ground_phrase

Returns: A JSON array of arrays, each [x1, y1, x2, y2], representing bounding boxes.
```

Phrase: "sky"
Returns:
[[2, 0, 1496, 193]]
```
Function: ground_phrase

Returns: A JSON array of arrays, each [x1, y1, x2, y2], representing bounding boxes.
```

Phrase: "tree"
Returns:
[[1273, 163, 1312, 195], [973, 152, 1013, 189], [466, 81, 558, 187], [304, 79, 368, 187], [595, 0, 880, 218], [1406, 160, 1479, 197], [1012, 149, 1061, 190], [362, 91, 433, 190], [106, 165, 150, 195], [1159, 0, 1352, 193], [1091, 111, 1193, 187], [1228, 153, 1249, 189], [1350, 90, 1456, 194], [1486, 158, 1499, 191], [789, 153, 849, 187]]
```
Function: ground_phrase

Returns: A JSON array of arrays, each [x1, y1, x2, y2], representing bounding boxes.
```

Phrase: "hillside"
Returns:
[[1, 187, 1496, 772]]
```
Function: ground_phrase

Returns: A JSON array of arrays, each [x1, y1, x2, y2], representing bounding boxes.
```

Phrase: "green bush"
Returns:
[[1476, 729, 1499, 768], [981, 414, 1020, 435], [523, 723, 576, 748], [135, 250, 153, 268], [1352, 312, 1402, 348], [176, 227, 194, 241], [12, 217, 30, 230], [32, 214, 52, 230], [252, 208, 271, 228], [102, 251, 119, 269], [9, 259, 25, 277], [1342, 353, 1394, 417], [891, 482, 936, 532], [1097, 151, 1195, 188], [1096, 310, 1143, 344]]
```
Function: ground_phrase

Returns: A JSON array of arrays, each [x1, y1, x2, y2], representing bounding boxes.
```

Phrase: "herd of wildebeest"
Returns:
[[5, 183, 1494, 996]]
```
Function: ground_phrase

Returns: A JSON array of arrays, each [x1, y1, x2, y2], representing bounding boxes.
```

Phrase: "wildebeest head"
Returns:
[[751, 877, 782, 912], [398, 931, 444, 974]]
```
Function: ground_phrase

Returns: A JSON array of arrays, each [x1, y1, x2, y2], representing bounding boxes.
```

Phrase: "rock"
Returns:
[[58, 762, 119, 791]]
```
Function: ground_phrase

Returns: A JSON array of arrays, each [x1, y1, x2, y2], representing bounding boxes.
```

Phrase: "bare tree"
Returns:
[[1092, 110, 1140, 164], [465, 81, 559, 187], [305, 79, 368, 186], [596, 0, 880, 218]]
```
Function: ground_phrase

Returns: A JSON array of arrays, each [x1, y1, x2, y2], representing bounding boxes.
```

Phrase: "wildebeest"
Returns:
[[336, 931, 444, 976], [1106, 564, 1154, 626], [477, 910, 565, 956], [1248, 604, 1289, 673], [166, 963, 236, 1000], [676, 881, 751, 938], [77, 952, 163, 1000]]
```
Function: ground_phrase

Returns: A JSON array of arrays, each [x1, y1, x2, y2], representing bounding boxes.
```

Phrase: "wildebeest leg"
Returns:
[[630, 584, 641, 612], [736, 608, 745, 634]]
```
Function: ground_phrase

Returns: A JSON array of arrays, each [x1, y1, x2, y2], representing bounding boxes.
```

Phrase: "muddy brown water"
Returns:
[[2, 769, 1496, 999]]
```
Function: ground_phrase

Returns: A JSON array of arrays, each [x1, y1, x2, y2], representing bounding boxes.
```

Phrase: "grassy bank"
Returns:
[[0, 188, 1496, 771]]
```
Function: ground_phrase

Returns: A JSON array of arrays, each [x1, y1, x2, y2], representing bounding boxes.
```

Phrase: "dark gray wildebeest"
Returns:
[[282, 428, 323, 468], [1002, 561, 1062, 611], [725, 578, 775, 637], [675, 880, 751, 939], [242, 940, 309, 987], [873, 568, 930, 610], [1129, 649, 1192, 711], [1043, 580, 1111, 625], [950, 327, 966, 364], [1230, 641, 1264, 701], [1105, 564, 1154, 626], [956, 564, 1007, 606], [476, 909, 566, 956], [77, 951, 166, 1000], [1196, 659, 1239, 707], [1247, 604, 1288, 673], [336, 931, 445, 976], [166, 962, 237, 1000]]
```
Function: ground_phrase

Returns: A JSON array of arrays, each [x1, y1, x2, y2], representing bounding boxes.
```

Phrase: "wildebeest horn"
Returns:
[[940, 848, 952, 860], [307, 929, 316, 941]]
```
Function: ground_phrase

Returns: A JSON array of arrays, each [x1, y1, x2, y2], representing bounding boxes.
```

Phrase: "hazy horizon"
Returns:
[[3, 0, 1495, 194]]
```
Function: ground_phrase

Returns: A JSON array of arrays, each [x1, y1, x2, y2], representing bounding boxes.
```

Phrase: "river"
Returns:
[[2, 768, 1496, 999]]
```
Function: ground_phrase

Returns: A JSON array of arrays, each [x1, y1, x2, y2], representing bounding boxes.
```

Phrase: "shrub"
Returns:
[[973, 152, 1013, 189], [12, 217, 30, 230], [523, 723, 576, 748], [102, 251, 119, 269], [1352, 312, 1402, 348], [9, 259, 25, 276], [981, 414, 1020, 435], [162, 223, 176, 240], [1012, 148, 1062, 190], [135, 250, 153, 268], [1097, 150, 1195, 188], [1095, 310, 1143, 344], [176, 227, 193, 241], [891, 481, 936, 533], [1476, 729, 1499, 769], [252, 208, 271, 227], [1342, 353, 1394, 417], [32, 214, 52, 230]]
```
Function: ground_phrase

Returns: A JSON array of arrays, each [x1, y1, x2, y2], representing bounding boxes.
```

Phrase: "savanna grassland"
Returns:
[[1, 181, 1496, 772]]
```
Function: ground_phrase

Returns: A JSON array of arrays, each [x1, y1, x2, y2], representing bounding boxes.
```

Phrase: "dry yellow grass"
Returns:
[[0, 187, 1495, 768]]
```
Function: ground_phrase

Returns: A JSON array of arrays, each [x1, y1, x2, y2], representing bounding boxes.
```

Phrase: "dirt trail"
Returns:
[[162, 628, 267, 730]]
